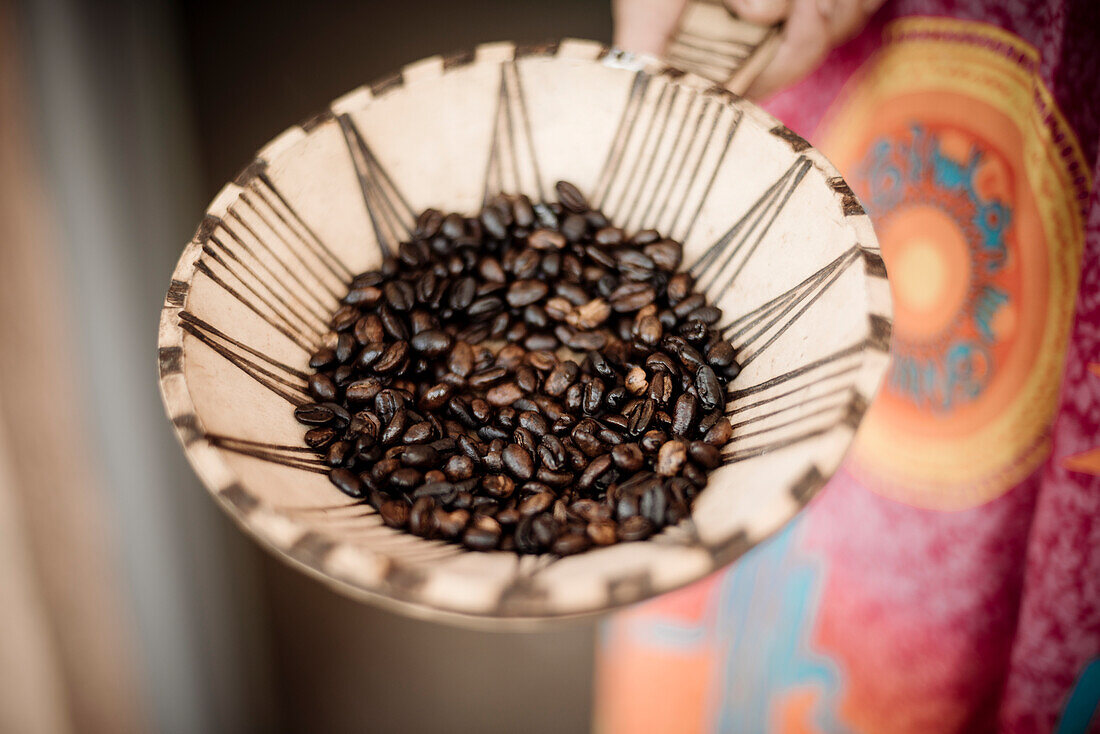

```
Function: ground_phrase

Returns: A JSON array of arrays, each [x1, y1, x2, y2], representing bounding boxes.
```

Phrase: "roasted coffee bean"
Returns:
[[483, 474, 515, 499], [695, 365, 724, 411], [408, 497, 436, 536], [579, 454, 613, 490], [704, 417, 733, 446], [295, 403, 334, 425], [486, 382, 523, 407], [618, 515, 655, 541], [390, 467, 422, 490], [587, 521, 617, 545], [374, 341, 409, 374], [444, 454, 476, 481], [502, 444, 535, 480], [552, 534, 590, 556], [519, 491, 554, 517], [612, 443, 644, 471], [380, 500, 409, 528], [303, 185, 737, 555], [672, 393, 698, 436], [401, 444, 439, 468], [404, 422, 433, 444], [657, 440, 687, 476], [609, 282, 655, 312], [420, 382, 453, 410], [689, 441, 722, 469], [555, 180, 589, 213], [507, 279, 549, 307], [304, 427, 337, 448], [329, 468, 363, 498], [436, 509, 469, 538], [410, 329, 453, 356]]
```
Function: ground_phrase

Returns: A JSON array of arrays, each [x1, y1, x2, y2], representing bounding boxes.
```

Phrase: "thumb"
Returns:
[[724, 0, 791, 25]]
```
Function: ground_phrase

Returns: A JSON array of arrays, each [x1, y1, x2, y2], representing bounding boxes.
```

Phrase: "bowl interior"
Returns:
[[158, 39, 891, 627]]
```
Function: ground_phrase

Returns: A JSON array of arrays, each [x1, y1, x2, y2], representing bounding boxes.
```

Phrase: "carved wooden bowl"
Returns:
[[157, 40, 891, 627]]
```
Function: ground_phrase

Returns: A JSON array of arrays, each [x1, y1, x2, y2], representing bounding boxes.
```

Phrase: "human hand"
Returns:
[[612, 0, 887, 99]]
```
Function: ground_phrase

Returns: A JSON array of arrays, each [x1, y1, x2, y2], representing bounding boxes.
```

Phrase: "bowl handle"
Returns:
[[664, 0, 781, 96]]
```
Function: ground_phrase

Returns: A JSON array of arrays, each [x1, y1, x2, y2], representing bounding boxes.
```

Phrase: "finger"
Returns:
[[724, 0, 791, 26], [743, 0, 831, 99], [613, 0, 691, 56]]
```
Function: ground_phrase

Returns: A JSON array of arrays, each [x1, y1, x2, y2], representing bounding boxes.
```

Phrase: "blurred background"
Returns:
[[0, 1, 613, 732]]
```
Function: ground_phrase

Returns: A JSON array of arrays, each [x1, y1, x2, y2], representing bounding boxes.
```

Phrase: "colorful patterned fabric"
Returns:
[[596, 3, 1100, 732]]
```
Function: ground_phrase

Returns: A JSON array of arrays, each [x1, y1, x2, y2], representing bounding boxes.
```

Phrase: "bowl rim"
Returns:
[[157, 37, 892, 628]]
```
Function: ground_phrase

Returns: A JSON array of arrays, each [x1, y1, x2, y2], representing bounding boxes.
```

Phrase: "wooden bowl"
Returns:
[[157, 39, 891, 628]]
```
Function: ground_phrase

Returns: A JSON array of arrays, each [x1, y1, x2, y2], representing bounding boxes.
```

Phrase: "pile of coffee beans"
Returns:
[[295, 181, 739, 555]]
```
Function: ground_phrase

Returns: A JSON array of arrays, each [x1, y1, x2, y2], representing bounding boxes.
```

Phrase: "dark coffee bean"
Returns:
[[609, 282, 656, 312], [657, 440, 687, 476], [331, 305, 360, 332], [408, 497, 436, 536], [305, 373, 335, 403], [309, 347, 337, 369], [436, 509, 469, 538], [513, 428, 537, 455], [416, 208, 443, 238], [512, 196, 535, 227], [703, 417, 733, 446], [695, 365, 724, 411], [627, 399, 656, 436], [502, 444, 535, 480], [688, 441, 721, 469], [420, 382, 453, 410], [518, 411, 549, 436], [483, 474, 515, 499], [644, 240, 682, 271], [401, 444, 440, 468], [468, 367, 507, 388], [611, 443, 644, 471], [450, 277, 476, 310], [448, 341, 474, 378], [336, 333, 357, 363], [672, 393, 698, 436], [578, 454, 613, 490], [582, 378, 605, 414], [444, 454, 476, 481], [544, 361, 579, 397], [295, 403, 334, 425], [390, 467, 423, 490], [373, 341, 409, 374], [618, 516, 655, 541], [515, 365, 539, 394], [520, 492, 554, 517], [380, 500, 410, 528], [381, 410, 407, 445], [537, 468, 573, 487], [561, 213, 587, 241], [552, 534, 590, 556], [480, 206, 507, 239], [486, 382, 523, 407], [384, 281, 415, 311], [587, 521, 617, 546], [305, 427, 337, 448], [410, 329, 453, 356], [528, 227, 567, 250], [555, 180, 589, 213], [413, 481, 457, 501], [329, 468, 363, 498], [463, 526, 500, 551], [441, 212, 465, 238]]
